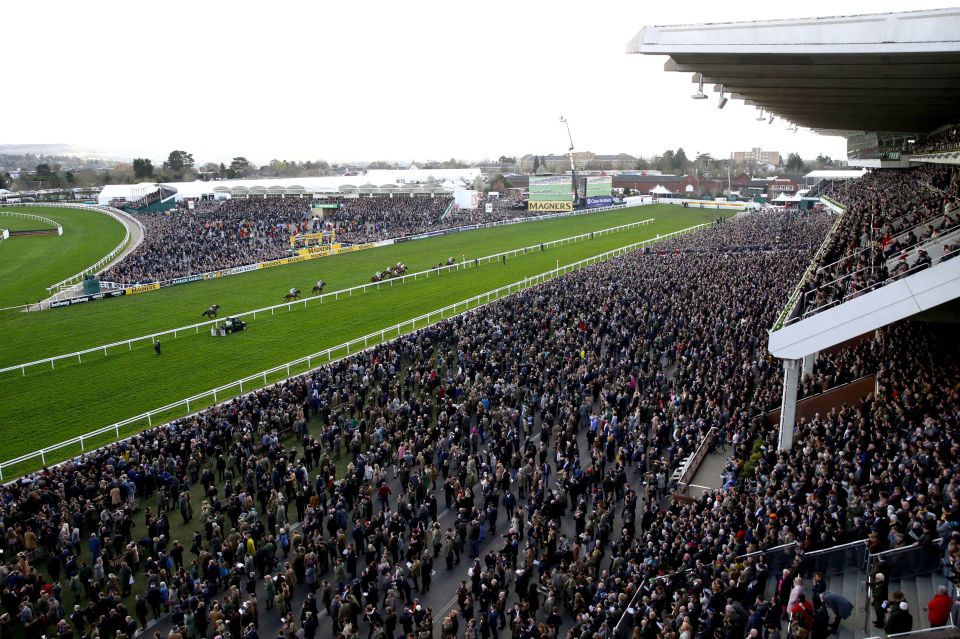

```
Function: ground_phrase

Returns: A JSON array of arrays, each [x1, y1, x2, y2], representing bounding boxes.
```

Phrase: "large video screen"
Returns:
[[528, 176, 573, 211], [584, 176, 613, 208]]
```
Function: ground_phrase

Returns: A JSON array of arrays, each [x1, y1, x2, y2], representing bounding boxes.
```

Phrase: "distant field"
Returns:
[[0, 207, 728, 472], [0, 206, 126, 308]]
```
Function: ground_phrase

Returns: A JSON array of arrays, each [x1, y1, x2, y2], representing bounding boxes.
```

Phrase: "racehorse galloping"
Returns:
[[283, 288, 301, 302], [201, 304, 220, 318], [312, 279, 326, 295]]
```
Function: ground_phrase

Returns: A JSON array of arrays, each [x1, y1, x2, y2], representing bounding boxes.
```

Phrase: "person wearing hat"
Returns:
[[885, 600, 913, 635]]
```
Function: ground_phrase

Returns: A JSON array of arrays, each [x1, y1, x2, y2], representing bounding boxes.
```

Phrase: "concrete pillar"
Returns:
[[801, 351, 817, 378], [779, 358, 801, 451]]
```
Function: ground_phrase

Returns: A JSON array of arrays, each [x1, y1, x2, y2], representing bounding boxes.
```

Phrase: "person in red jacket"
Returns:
[[926, 585, 955, 627]]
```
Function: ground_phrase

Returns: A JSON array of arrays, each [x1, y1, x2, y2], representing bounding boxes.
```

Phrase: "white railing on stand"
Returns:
[[0, 221, 709, 480], [0, 217, 655, 377]]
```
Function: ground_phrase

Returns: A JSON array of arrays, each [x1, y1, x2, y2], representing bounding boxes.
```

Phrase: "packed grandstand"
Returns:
[[3, 201, 959, 639], [3, 9, 960, 639], [101, 193, 535, 285]]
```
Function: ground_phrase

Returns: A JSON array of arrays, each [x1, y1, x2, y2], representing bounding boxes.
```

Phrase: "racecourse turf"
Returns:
[[0, 206, 728, 474], [0, 206, 708, 365], [0, 206, 127, 308]]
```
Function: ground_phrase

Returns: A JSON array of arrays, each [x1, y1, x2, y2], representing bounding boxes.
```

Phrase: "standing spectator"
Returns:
[[926, 585, 954, 627]]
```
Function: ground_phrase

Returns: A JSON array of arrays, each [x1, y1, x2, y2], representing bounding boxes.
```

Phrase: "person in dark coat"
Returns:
[[812, 604, 830, 639], [870, 573, 888, 628], [885, 601, 913, 635], [822, 591, 854, 633]]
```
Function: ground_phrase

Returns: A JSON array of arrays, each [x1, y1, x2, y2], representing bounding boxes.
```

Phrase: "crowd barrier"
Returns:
[[0, 217, 656, 377], [0, 220, 707, 480]]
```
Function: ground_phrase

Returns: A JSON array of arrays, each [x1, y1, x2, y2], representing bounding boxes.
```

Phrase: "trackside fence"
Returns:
[[0, 210, 63, 234], [0, 221, 708, 480], [0, 217, 655, 377]]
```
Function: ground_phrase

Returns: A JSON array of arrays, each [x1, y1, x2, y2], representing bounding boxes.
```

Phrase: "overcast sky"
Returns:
[[4, 0, 955, 166]]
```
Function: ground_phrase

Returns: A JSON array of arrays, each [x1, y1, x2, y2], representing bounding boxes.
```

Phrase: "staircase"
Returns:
[[738, 541, 920, 639], [824, 566, 868, 639]]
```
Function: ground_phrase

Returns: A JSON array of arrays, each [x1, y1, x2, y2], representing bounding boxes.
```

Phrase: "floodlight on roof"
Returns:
[[691, 73, 708, 100]]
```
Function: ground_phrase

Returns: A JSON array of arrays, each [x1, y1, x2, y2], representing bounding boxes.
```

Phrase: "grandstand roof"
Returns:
[[803, 169, 867, 180], [628, 8, 960, 136], [99, 169, 480, 203]]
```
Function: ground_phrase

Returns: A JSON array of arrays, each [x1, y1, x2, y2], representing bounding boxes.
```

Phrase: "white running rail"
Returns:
[[0, 211, 63, 234], [0, 221, 709, 479], [0, 218, 655, 376]]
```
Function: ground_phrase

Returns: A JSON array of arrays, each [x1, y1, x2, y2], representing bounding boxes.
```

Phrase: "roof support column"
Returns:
[[778, 358, 801, 451], [802, 351, 817, 378]]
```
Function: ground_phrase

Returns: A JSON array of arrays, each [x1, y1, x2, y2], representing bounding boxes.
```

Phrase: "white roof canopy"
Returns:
[[628, 8, 960, 136]]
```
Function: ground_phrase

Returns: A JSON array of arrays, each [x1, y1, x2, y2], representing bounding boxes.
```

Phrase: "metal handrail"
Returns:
[[737, 541, 799, 561], [868, 626, 960, 639], [771, 199, 848, 331], [0, 217, 656, 375], [0, 221, 710, 480], [794, 239, 960, 322]]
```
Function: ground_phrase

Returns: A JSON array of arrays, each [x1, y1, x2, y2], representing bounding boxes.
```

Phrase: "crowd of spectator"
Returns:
[[440, 194, 537, 227], [105, 195, 565, 284], [4, 206, 957, 639], [908, 124, 960, 155], [796, 164, 960, 318], [326, 197, 452, 244], [102, 198, 316, 284], [104, 192, 647, 284]]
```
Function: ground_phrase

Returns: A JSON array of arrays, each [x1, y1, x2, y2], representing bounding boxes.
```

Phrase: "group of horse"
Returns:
[[370, 262, 408, 283], [284, 279, 326, 302], [199, 255, 459, 315]]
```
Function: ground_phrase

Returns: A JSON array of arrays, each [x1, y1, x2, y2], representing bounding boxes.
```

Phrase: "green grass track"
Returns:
[[0, 207, 126, 308], [0, 207, 726, 475], [0, 206, 709, 365]]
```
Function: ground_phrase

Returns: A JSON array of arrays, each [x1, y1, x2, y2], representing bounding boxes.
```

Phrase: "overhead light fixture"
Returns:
[[717, 84, 727, 110], [769, 115, 775, 125], [691, 73, 708, 100], [756, 108, 766, 121]]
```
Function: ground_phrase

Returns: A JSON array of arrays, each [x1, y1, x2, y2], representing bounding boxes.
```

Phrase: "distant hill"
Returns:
[[0, 145, 129, 174]]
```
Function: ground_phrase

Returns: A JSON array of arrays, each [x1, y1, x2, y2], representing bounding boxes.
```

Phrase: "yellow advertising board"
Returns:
[[527, 201, 573, 212], [124, 282, 161, 295]]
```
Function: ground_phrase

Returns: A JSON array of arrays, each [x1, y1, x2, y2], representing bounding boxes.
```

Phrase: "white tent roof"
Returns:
[[102, 168, 480, 202], [649, 184, 672, 194], [772, 192, 803, 202]]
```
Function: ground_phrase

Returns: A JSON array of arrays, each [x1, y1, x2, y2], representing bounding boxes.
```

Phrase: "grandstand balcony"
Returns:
[[766, 214, 960, 451]]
